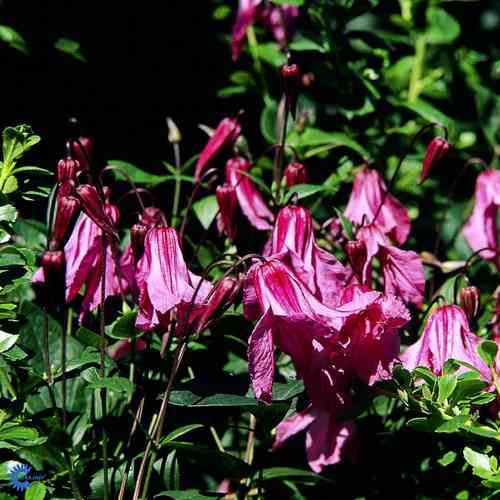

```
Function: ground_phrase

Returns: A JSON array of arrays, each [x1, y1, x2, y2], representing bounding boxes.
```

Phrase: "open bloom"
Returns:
[[400, 305, 491, 381], [225, 157, 274, 230], [462, 169, 500, 269], [195, 117, 241, 181], [357, 224, 425, 306], [135, 226, 211, 332], [345, 168, 411, 245], [263, 205, 349, 307]]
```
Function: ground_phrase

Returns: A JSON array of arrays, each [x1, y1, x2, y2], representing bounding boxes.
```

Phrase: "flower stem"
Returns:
[[408, 36, 426, 102], [273, 97, 289, 203]]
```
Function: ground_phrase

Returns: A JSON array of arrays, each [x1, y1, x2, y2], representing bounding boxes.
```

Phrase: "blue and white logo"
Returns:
[[9, 463, 45, 492]]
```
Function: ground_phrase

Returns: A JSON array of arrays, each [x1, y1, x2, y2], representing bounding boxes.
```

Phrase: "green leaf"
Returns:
[[2, 125, 40, 164], [261, 101, 278, 144], [333, 208, 354, 240], [54, 37, 86, 62], [230, 71, 256, 87], [477, 340, 498, 367], [286, 184, 326, 201], [87, 376, 134, 396], [75, 327, 102, 349], [435, 415, 468, 433], [213, 5, 231, 20], [256, 43, 287, 67], [25, 482, 46, 500], [289, 35, 325, 53], [389, 97, 452, 130], [160, 424, 204, 446], [0, 205, 17, 223], [271, 380, 305, 400], [108, 311, 142, 340], [272, 0, 303, 5], [412, 366, 437, 386], [260, 467, 329, 483], [438, 451, 457, 467], [155, 491, 222, 499], [107, 159, 169, 186], [0, 25, 28, 54], [192, 195, 218, 230], [0, 331, 18, 353], [425, 7, 460, 45], [170, 391, 258, 409], [2, 176, 18, 194], [437, 374, 457, 402], [463, 447, 491, 472]]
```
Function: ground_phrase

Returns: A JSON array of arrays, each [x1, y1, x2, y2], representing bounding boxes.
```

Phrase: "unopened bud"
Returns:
[[66, 136, 93, 171], [41, 250, 66, 307], [284, 161, 307, 187], [346, 240, 367, 282], [131, 223, 148, 262], [216, 184, 238, 241], [57, 158, 81, 183], [420, 137, 451, 184], [76, 184, 117, 238], [460, 286, 480, 322], [52, 196, 81, 247], [281, 63, 300, 119], [167, 117, 182, 144]]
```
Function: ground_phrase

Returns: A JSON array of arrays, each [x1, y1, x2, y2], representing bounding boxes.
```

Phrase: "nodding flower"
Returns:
[[281, 64, 301, 119], [284, 161, 307, 187], [216, 184, 238, 241], [66, 136, 92, 171], [195, 117, 241, 181], [420, 136, 451, 184], [460, 286, 480, 322], [57, 157, 81, 184], [50, 195, 81, 250]]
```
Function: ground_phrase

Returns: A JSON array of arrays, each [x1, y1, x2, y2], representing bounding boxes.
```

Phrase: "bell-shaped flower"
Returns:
[[400, 305, 491, 381], [462, 169, 500, 269], [107, 338, 148, 360], [421, 137, 451, 184], [231, 0, 263, 61], [345, 168, 411, 245], [195, 117, 241, 181], [225, 157, 274, 230], [216, 184, 238, 241], [263, 205, 349, 307], [135, 226, 211, 332], [261, 4, 299, 50], [357, 224, 425, 305]]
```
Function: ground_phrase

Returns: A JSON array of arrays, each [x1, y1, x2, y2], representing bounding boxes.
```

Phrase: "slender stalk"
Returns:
[[408, 36, 426, 102], [43, 310, 52, 386], [273, 96, 289, 203], [99, 234, 109, 500], [171, 143, 182, 227], [61, 306, 73, 427]]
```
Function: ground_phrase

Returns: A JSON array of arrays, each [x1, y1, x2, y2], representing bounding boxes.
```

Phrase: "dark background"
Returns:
[[0, 0, 234, 173]]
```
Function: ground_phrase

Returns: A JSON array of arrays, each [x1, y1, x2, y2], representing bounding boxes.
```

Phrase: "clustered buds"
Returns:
[[284, 161, 307, 187], [66, 136, 93, 171], [420, 136, 451, 184], [345, 240, 367, 282], [57, 158, 80, 184], [460, 286, 480, 322], [216, 184, 238, 241], [281, 63, 300, 119]]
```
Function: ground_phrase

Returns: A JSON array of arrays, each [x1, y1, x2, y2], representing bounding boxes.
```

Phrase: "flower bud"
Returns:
[[140, 207, 163, 227], [346, 240, 367, 281], [420, 137, 451, 184], [76, 184, 117, 238], [52, 196, 81, 247], [66, 136, 93, 171], [284, 161, 307, 187], [216, 184, 238, 241], [460, 286, 480, 322], [57, 158, 81, 183], [167, 117, 182, 144], [41, 250, 65, 306], [281, 63, 300, 119], [131, 223, 149, 262]]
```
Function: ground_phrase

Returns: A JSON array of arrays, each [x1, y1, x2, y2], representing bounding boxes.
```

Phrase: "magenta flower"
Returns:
[[421, 137, 451, 184], [231, 0, 263, 61], [284, 161, 307, 187], [216, 183, 238, 241], [400, 305, 491, 381], [135, 226, 211, 332], [263, 205, 349, 307], [107, 338, 148, 361], [345, 168, 411, 245], [462, 169, 500, 269], [225, 157, 274, 230], [261, 4, 299, 50], [195, 117, 241, 181], [357, 224, 425, 305]]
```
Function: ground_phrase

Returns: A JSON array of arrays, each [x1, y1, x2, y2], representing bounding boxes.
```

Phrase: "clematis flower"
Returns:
[[263, 205, 349, 307], [231, 0, 263, 61], [420, 137, 451, 184], [345, 168, 411, 245], [225, 157, 274, 230], [357, 224, 425, 305], [216, 184, 238, 241], [462, 169, 500, 269], [135, 226, 211, 332], [66, 136, 93, 171], [284, 161, 307, 187], [400, 305, 491, 382], [195, 117, 241, 181]]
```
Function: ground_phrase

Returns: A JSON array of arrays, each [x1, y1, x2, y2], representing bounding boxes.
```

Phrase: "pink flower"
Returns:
[[421, 137, 451, 184], [135, 226, 211, 332], [260, 4, 299, 50], [263, 205, 349, 307], [345, 168, 411, 245], [231, 0, 263, 61], [195, 117, 241, 181], [400, 305, 491, 381], [462, 169, 500, 269], [107, 338, 148, 360], [225, 157, 274, 230], [216, 183, 238, 241], [357, 224, 425, 305]]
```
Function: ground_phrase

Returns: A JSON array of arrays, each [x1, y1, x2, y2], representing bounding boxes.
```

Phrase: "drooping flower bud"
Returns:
[[57, 158, 81, 184], [216, 184, 238, 241], [51, 196, 81, 248], [166, 117, 182, 144], [281, 63, 300, 119], [41, 250, 66, 306], [284, 161, 307, 187], [66, 136, 93, 171], [76, 184, 117, 238], [420, 137, 451, 184], [460, 286, 480, 322], [195, 117, 242, 181], [345, 240, 367, 282], [131, 222, 149, 262], [140, 207, 163, 227]]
